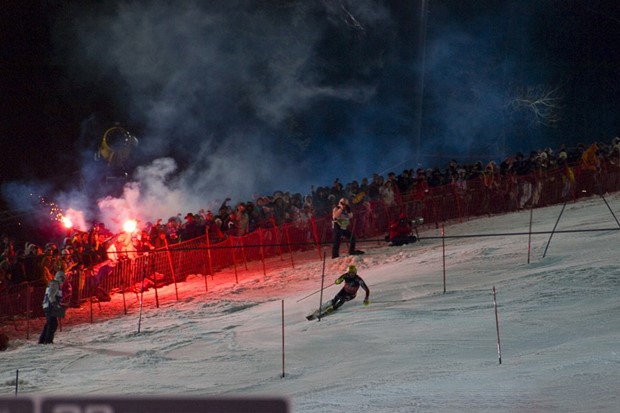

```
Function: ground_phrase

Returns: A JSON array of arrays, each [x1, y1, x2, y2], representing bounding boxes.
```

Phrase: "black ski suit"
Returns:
[[331, 272, 370, 310]]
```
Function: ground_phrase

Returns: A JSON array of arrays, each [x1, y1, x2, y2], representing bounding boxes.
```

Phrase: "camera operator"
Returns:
[[331, 198, 364, 259]]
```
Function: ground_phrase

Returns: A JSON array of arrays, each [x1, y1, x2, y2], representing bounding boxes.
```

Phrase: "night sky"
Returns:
[[2, 0, 620, 236]]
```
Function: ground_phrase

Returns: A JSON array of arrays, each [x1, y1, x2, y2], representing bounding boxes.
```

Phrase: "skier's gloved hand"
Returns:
[[335, 278, 343, 285], [363, 299, 370, 306]]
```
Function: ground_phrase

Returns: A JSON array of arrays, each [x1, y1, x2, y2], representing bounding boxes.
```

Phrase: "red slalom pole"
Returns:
[[317, 249, 327, 321], [281, 300, 285, 378]]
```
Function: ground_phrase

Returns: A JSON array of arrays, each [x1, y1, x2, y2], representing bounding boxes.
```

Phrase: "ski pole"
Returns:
[[296, 286, 328, 303], [543, 199, 568, 258]]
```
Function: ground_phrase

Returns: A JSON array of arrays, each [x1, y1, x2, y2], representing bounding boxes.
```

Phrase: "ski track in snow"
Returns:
[[2, 195, 620, 411]]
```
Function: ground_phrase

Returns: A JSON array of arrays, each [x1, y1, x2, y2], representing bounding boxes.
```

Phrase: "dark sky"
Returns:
[[2, 0, 620, 235]]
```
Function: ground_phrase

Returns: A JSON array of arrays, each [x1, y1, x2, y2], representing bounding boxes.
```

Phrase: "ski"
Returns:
[[306, 302, 335, 320]]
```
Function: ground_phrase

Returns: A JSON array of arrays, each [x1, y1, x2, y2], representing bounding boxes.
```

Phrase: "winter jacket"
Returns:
[[42, 280, 62, 310], [42, 272, 65, 309]]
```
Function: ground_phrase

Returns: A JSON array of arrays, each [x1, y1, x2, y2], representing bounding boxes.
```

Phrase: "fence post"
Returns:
[[310, 217, 322, 260], [121, 261, 128, 315], [205, 228, 214, 279], [271, 217, 284, 260], [26, 284, 32, 340], [258, 227, 267, 276], [284, 224, 295, 269], [237, 235, 248, 270], [164, 238, 179, 300], [229, 237, 239, 284]]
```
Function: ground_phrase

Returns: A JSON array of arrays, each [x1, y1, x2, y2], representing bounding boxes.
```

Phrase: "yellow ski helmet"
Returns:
[[348, 265, 357, 273]]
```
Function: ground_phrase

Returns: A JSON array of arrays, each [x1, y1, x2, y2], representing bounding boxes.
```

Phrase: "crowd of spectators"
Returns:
[[2, 137, 619, 294]]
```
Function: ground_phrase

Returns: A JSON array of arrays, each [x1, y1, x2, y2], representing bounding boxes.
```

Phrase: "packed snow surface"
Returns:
[[3, 194, 620, 412]]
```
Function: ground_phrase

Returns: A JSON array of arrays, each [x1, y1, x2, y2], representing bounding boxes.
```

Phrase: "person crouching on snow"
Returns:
[[330, 265, 370, 310]]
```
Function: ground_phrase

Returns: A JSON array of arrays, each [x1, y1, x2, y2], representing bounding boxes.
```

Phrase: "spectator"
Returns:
[[151, 226, 168, 249], [380, 179, 397, 208], [272, 195, 287, 226], [204, 210, 225, 242], [558, 148, 576, 199], [244, 202, 258, 233], [368, 174, 383, 201], [331, 198, 363, 259], [180, 213, 199, 241], [235, 203, 250, 236], [515, 152, 534, 209], [397, 169, 414, 194], [39, 271, 67, 344], [167, 217, 181, 243]]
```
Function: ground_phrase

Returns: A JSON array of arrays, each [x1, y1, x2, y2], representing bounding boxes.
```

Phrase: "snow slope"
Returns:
[[2, 194, 620, 412]]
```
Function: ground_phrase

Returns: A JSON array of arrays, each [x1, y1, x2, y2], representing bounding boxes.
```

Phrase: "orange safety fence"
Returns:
[[2, 160, 620, 337]]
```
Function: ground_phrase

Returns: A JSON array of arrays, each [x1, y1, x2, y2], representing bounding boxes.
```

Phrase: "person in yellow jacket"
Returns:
[[580, 142, 600, 172]]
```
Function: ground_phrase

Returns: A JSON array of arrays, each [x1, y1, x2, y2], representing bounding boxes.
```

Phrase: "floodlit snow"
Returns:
[[3, 194, 620, 412]]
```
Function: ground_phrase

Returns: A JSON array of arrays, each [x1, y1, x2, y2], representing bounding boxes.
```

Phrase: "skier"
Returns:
[[39, 271, 66, 344], [306, 265, 370, 320], [330, 265, 370, 311]]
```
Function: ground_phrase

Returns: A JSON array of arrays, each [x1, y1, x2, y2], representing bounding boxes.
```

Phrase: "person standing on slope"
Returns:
[[331, 198, 364, 259], [330, 265, 370, 311], [39, 271, 66, 344]]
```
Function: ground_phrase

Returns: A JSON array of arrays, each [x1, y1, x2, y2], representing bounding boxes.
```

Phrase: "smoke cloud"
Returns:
[[2, 1, 561, 237]]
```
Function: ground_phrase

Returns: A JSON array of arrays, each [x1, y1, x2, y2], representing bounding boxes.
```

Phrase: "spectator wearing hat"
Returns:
[[180, 213, 199, 241], [234, 203, 250, 236], [39, 271, 67, 344]]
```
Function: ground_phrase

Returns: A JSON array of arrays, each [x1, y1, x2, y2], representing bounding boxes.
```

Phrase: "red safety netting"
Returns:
[[2, 160, 619, 338]]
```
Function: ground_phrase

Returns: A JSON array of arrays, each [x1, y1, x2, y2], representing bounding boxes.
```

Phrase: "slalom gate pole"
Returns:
[[122, 268, 128, 315], [442, 224, 446, 294], [15, 369, 18, 395], [600, 193, 620, 228], [259, 227, 267, 276], [284, 224, 295, 269], [527, 205, 534, 264], [317, 249, 327, 322], [138, 267, 146, 333], [26, 285, 32, 339], [310, 217, 322, 260], [493, 286, 502, 365], [205, 228, 214, 279], [230, 237, 239, 284], [163, 238, 179, 300], [281, 300, 285, 378], [542, 199, 568, 258]]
